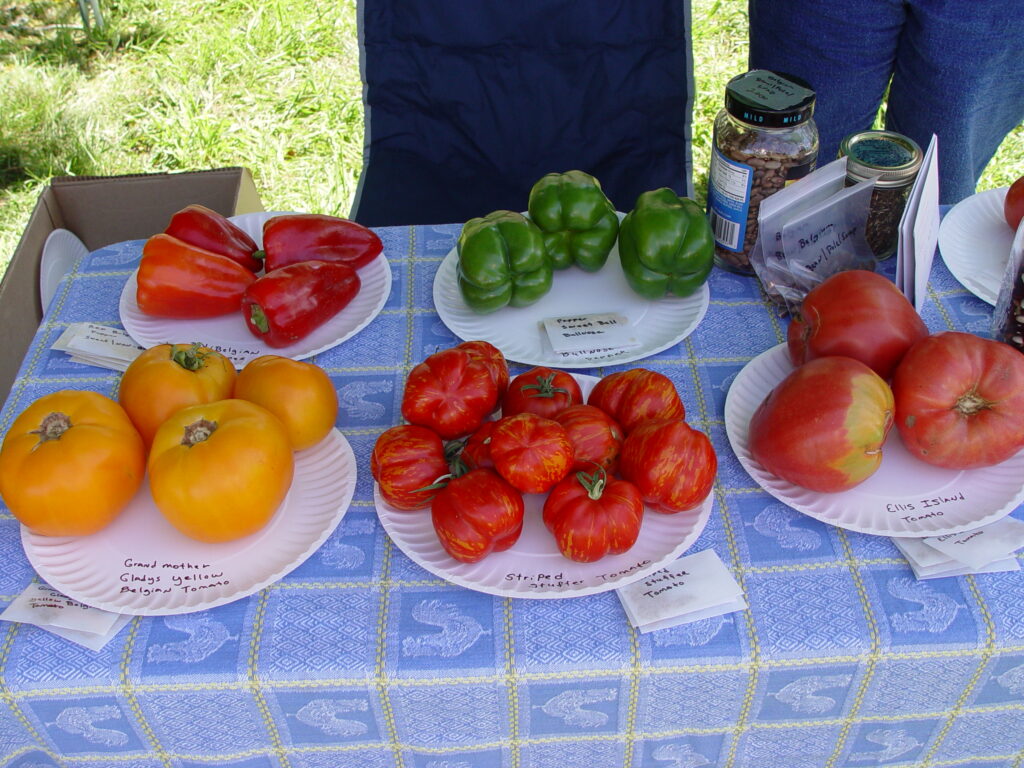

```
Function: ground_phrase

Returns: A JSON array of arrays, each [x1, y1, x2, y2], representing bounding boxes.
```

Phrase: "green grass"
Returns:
[[1, 0, 1022, 280]]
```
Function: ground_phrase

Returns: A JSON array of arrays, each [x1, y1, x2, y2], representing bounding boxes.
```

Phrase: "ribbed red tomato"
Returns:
[[501, 366, 582, 420], [542, 468, 644, 562], [460, 420, 496, 470], [587, 368, 685, 432], [893, 331, 1024, 469], [431, 467, 524, 563], [457, 340, 509, 399], [488, 412, 574, 494], [619, 419, 716, 513], [554, 404, 624, 473], [371, 424, 450, 510], [401, 347, 499, 439]]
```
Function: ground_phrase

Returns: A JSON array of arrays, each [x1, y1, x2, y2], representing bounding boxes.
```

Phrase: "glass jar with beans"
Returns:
[[838, 130, 923, 260], [707, 70, 819, 274]]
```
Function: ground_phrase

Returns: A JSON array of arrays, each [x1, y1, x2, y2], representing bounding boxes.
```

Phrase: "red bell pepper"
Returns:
[[241, 260, 361, 348], [261, 213, 383, 272], [137, 234, 257, 318], [164, 204, 264, 272]]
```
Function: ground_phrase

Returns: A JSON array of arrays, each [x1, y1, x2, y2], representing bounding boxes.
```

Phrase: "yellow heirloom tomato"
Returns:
[[118, 343, 237, 447], [233, 355, 338, 450], [147, 399, 294, 543], [0, 390, 146, 536]]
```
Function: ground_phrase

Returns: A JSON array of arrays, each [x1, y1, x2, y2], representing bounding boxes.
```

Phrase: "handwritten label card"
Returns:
[[921, 517, 1024, 570], [52, 323, 144, 371], [616, 549, 746, 633], [891, 535, 1020, 580], [541, 313, 641, 358], [0, 582, 131, 651]]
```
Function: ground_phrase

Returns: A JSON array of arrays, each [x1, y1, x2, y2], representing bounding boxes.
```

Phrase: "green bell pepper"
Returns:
[[618, 188, 714, 300], [457, 210, 553, 314], [527, 170, 619, 272]]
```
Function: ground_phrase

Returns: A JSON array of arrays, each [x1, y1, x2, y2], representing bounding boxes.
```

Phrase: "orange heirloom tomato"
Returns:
[[147, 399, 294, 543], [0, 390, 145, 536], [118, 343, 236, 446], [233, 355, 339, 450]]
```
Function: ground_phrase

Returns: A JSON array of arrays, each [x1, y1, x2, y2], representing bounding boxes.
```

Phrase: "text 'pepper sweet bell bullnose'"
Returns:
[[527, 170, 619, 272], [617, 188, 715, 300], [456, 210, 553, 314]]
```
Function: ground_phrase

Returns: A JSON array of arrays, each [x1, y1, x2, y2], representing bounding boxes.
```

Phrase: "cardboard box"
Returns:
[[0, 167, 264, 401]]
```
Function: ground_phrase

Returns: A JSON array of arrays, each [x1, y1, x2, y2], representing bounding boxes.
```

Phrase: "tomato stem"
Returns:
[[955, 389, 993, 417], [576, 467, 607, 500], [181, 418, 218, 446], [32, 411, 71, 442], [170, 342, 209, 372], [521, 373, 570, 399]]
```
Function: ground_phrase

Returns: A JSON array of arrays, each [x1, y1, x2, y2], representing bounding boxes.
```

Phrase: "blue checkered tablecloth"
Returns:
[[0, 224, 1022, 768]]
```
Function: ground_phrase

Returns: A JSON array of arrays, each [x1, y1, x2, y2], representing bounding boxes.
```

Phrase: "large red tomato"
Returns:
[[554, 404, 624, 473], [371, 425, 450, 510], [401, 347, 499, 439], [587, 368, 685, 432], [501, 366, 582, 419], [618, 419, 716, 513], [892, 331, 1024, 469], [788, 270, 929, 380], [1005, 174, 1024, 231], [542, 469, 644, 562], [457, 340, 509, 398], [748, 356, 894, 493], [431, 467, 524, 563], [488, 412, 574, 494]]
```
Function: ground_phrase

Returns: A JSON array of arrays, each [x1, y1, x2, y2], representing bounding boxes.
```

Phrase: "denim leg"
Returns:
[[747, 0, 905, 162], [886, 0, 1024, 203]]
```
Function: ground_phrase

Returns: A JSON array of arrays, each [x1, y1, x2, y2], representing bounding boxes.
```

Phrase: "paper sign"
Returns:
[[892, 534, 1021, 580], [921, 517, 1024, 570], [542, 313, 641, 354], [896, 134, 939, 309], [616, 549, 746, 633], [52, 323, 145, 371], [1, 582, 130, 651]]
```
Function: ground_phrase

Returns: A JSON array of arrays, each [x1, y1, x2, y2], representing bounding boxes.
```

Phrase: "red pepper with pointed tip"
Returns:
[[137, 234, 257, 318], [241, 260, 361, 348], [262, 213, 383, 272], [164, 204, 264, 272]]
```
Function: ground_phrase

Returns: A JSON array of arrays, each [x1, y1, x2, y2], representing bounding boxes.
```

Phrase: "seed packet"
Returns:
[[991, 218, 1024, 354]]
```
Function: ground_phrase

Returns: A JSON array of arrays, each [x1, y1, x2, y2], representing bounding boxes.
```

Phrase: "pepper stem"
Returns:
[[181, 418, 218, 447], [170, 342, 209, 371], [249, 304, 270, 334], [31, 412, 72, 442]]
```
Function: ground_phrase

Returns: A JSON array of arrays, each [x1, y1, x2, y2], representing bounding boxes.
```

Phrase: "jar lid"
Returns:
[[840, 130, 923, 187], [724, 70, 816, 128]]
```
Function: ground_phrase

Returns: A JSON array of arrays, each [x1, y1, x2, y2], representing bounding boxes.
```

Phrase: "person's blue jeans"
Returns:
[[748, 0, 1024, 204]]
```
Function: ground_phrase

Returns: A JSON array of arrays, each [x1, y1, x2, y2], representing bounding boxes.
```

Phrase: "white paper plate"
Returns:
[[119, 212, 391, 367], [432, 241, 710, 368], [938, 187, 1012, 305], [724, 344, 1024, 537], [40, 228, 88, 308], [374, 374, 714, 598], [22, 429, 356, 615]]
